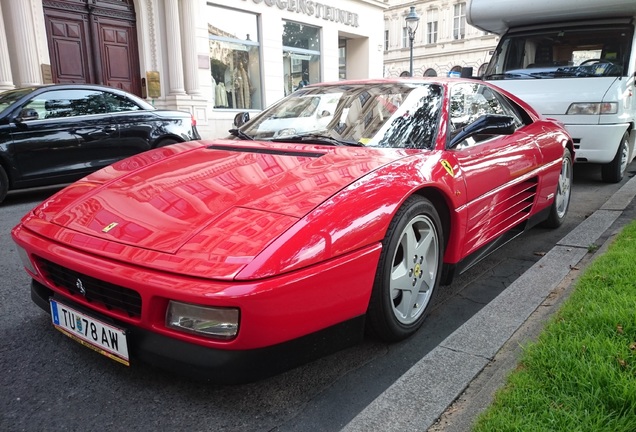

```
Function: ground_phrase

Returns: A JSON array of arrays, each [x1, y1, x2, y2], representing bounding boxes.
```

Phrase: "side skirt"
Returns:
[[441, 205, 550, 286]]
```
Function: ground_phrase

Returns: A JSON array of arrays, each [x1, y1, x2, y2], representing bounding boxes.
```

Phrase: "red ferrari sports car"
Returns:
[[12, 78, 573, 383]]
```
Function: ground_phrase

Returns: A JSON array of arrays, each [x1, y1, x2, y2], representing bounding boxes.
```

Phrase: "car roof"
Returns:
[[1, 83, 154, 111], [305, 77, 476, 88]]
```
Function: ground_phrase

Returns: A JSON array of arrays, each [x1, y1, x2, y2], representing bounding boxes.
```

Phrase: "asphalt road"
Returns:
[[1, 162, 633, 432]]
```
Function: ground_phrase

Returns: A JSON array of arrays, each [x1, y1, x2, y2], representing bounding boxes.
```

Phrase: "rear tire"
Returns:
[[0, 165, 8, 204], [366, 196, 444, 342], [601, 131, 629, 183], [155, 138, 179, 148], [542, 148, 573, 228]]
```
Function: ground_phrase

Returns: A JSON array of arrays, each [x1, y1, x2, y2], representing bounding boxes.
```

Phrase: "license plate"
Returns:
[[50, 299, 130, 366]]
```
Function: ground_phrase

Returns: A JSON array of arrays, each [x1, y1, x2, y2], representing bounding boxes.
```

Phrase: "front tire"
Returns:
[[366, 196, 444, 342], [601, 131, 630, 183], [0, 165, 8, 204], [542, 148, 573, 228]]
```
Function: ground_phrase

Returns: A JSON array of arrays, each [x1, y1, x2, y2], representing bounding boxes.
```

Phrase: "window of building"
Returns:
[[477, 63, 489, 77], [426, 9, 438, 44], [283, 21, 321, 96], [453, 3, 466, 40], [424, 68, 437, 77], [402, 27, 408, 48], [339, 38, 347, 80], [207, 6, 262, 110], [385, 29, 389, 51]]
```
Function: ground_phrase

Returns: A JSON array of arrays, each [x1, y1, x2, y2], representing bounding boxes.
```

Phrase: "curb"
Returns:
[[343, 173, 636, 432]]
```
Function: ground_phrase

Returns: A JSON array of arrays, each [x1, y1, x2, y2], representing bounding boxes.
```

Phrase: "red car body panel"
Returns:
[[11, 78, 574, 378], [13, 222, 381, 349]]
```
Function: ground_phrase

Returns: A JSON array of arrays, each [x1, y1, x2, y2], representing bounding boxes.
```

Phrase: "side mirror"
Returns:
[[233, 112, 250, 127], [16, 108, 39, 122], [450, 114, 516, 147]]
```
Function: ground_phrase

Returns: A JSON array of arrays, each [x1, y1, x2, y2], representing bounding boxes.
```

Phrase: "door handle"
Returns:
[[103, 126, 117, 133]]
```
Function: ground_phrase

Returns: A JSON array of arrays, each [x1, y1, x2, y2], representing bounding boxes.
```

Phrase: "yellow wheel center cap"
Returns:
[[414, 263, 422, 278]]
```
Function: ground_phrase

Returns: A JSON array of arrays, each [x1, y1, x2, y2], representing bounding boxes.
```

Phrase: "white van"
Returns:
[[468, 0, 636, 182]]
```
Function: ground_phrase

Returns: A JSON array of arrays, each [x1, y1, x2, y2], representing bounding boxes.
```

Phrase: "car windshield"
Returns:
[[484, 25, 633, 79], [0, 87, 34, 114], [240, 83, 444, 149]]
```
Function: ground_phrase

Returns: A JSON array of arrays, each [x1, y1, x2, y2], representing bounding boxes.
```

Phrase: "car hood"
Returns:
[[489, 77, 616, 116], [35, 141, 407, 259]]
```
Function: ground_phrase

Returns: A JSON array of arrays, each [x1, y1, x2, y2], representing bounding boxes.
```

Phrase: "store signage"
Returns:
[[242, 0, 360, 27]]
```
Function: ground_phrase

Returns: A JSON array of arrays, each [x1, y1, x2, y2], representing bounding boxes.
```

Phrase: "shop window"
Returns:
[[283, 21, 321, 96], [206, 6, 262, 110]]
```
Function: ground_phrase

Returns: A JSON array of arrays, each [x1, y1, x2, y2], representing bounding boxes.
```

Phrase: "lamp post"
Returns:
[[405, 6, 420, 77]]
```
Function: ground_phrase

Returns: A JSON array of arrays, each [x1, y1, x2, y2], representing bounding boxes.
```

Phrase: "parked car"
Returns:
[[0, 84, 200, 203], [12, 78, 573, 383]]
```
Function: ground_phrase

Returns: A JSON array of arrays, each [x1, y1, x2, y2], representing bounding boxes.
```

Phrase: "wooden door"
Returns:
[[43, 0, 141, 96], [96, 18, 140, 94], [43, 8, 93, 84]]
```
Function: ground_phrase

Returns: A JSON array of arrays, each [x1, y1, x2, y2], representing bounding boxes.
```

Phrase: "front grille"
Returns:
[[35, 257, 142, 318]]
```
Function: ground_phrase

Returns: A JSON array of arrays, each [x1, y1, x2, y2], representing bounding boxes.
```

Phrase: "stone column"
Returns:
[[0, 1, 14, 89], [180, 0, 200, 95], [5, 0, 40, 86], [164, 0, 185, 95]]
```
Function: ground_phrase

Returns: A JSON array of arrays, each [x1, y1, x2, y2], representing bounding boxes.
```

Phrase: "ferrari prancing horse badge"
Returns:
[[440, 160, 454, 177]]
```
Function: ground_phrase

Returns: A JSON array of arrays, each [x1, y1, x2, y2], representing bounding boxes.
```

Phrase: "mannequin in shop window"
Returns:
[[234, 62, 251, 109], [214, 72, 228, 108]]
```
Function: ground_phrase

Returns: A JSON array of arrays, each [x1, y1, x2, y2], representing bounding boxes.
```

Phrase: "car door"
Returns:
[[446, 82, 542, 257], [102, 91, 155, 155], [10, 88, 118, 185]]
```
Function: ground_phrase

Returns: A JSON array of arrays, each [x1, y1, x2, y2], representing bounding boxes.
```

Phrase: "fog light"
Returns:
[[166, 301, 239, 339], [16, 245, 38, 275]]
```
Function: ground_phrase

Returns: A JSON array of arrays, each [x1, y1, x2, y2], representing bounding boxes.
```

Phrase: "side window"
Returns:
[[23, 89, 108, 119], [449, 83, 522, 147], [103, 92, 142, 112]]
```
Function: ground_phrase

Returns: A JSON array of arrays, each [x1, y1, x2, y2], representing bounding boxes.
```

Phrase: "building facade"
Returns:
[[0, 0, 386, 138], [383, 0, 498, 78]]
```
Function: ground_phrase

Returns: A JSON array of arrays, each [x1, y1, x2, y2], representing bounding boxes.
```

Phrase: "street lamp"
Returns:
[[405, 6, 420, 77]]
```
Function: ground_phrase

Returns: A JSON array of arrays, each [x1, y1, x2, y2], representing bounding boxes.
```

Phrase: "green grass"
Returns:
[[472, 221, 636, 432]]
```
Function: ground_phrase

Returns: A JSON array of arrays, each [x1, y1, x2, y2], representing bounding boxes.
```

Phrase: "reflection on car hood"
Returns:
[[37, 140, 407, 258]]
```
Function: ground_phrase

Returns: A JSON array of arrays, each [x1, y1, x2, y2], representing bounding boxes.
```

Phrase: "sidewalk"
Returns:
[[343, 173, 636, 432]]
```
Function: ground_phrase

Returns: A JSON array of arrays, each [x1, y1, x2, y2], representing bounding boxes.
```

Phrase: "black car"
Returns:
[[0, 84, 200, 203]]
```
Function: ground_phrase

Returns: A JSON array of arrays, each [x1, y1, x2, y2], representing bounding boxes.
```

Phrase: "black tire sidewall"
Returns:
[[367, 196, 444, 342], [155, 138, 178, 148], [0, 165, 8, 204], [601, 132, 629, 183]]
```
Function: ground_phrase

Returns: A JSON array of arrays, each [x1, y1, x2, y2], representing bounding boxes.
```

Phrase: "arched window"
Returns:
[[450, 65, 462, 72], [424, 68, 437, 77], [400, 71, 411, 77], [477, 63, 489, 77]]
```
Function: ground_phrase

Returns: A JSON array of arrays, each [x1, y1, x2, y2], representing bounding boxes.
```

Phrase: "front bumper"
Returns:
[[562, 123, 629, 164], [32, 280, 365, 384]]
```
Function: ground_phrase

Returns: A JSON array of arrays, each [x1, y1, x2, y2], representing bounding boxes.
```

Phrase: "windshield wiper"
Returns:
[[484, 72, 540, 79], [229, 128, 254, 140], [269, 133, 363, 147]]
